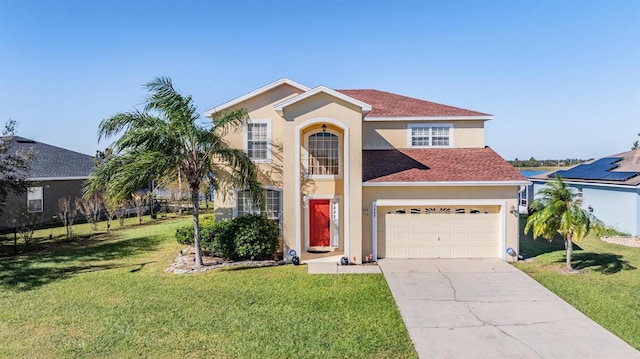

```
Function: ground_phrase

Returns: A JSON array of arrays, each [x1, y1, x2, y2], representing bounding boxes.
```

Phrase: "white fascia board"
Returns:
[[375, 199, 507, 206], [531, 178, 638, 190], [274, 86, 372, 114], [363, 181, 530, 187], [363, 116, 493, 121], [203, 78, 310, 118], [29, 176, 90, 181]]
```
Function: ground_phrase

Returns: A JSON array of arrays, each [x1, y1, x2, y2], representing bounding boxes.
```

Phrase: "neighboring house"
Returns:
[[529, 150, 640, 236], [206, 78, 528, 263], [0, 137, 95, 230]]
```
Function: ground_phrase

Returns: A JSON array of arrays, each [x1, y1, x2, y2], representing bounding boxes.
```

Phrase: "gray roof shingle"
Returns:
[[3, 136, 95, 179]]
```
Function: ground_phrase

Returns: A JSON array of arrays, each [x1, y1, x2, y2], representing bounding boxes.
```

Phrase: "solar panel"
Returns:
[[555, 157, 639, 182]]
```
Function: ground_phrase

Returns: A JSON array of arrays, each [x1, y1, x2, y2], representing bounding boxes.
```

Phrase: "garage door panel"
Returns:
[[384, 209, 500, 259]]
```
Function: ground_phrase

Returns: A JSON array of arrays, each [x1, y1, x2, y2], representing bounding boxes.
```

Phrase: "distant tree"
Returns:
[[0, 119, 32, 215], [131, 193, 145, 225], [525, 177, 604, 270], [56, 197, 78, 240], [632, 132, 639, 150], [78, 193, 102, 231], [85, 76, 264, 267], [114, 201, 128, 227], [9, 205, 42, 245]]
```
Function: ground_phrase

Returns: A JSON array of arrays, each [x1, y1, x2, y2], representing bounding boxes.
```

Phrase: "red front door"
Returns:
[[309, 199, 331, 247]]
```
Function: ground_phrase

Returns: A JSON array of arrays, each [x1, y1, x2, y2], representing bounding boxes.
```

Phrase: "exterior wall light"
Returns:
[[322, 124, 327, 132]]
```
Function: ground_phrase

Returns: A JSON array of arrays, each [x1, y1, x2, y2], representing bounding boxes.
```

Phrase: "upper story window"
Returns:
[[307, 131, 340, 177], [27, 186, 43, 213], [244, 119, 271, 162], [408, 124, 453, 148]]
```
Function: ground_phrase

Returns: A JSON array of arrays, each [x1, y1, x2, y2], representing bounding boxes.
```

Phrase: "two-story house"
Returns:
[[206, 78, 527, 263]]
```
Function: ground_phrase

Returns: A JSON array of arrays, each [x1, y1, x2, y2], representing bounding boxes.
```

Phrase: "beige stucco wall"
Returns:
[[212, 84, 303, 220], [361, 186, 520, 259], [362, 120, 485, 149], [281, 93, 364, 262]]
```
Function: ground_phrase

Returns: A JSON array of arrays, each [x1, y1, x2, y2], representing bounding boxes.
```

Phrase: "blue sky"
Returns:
[[1, 0, 638, 160]]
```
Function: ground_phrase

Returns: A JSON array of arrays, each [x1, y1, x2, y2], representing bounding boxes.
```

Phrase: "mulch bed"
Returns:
[[165, 247, 286, 274]]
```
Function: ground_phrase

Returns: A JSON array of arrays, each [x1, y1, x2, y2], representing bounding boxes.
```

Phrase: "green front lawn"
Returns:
[[515, 216, 640, 350], [0, 218, 415, 358]]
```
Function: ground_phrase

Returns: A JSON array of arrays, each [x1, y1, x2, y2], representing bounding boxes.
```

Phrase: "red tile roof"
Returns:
[[337, 89, 490, 118], [363, 148, 526, 182]]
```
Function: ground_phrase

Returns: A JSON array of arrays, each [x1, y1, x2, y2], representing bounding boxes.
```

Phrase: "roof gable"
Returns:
[[338, 89, 491, 119], [274, 86, 372, 115], [204, 78, 309, 117]]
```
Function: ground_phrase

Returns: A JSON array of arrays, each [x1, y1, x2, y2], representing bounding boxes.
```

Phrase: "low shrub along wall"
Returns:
[[175, 215, 278, 260]]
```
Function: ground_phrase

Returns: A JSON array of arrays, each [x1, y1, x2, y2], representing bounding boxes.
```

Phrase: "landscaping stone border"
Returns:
[[601, 236, 640, 248]]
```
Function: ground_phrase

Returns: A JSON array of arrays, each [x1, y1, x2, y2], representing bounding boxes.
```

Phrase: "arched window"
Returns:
[[307, 132, 339, 176]]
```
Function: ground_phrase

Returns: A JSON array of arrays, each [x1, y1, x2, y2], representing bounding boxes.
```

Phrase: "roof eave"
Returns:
[[274, 86, 372, 115], [363, 180, 530, 187], [204, 78, 310, 118], [363, 115, 493, 121], [29, 176, 91, 181]]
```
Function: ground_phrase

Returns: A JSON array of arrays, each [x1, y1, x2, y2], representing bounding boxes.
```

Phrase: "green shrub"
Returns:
[[201, 220, 235, 258], [601, 225, 631, 237], [232, 215, 279, 260], [175, 214, 278, 261], [175, 225, 195, 245], [174, 216, 215, 245]]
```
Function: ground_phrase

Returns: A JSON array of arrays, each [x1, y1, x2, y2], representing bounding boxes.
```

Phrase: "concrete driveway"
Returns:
[[379, 259, 640, 359]]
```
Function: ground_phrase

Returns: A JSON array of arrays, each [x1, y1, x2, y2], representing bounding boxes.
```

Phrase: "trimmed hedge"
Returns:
[[230, 215, 279, 260], [175, 214, 278, 260], [175, 216, 215, 245]]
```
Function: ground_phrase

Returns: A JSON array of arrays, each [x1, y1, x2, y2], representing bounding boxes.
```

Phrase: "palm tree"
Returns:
[[525, 176, 603, 269], [86, 76, 264, 267]]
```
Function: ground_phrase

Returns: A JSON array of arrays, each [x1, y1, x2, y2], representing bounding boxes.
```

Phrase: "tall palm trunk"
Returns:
[[190, 184, 203, 267], [565, 234, 573, 269]]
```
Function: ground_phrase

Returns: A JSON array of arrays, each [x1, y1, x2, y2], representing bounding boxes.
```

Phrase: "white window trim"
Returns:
[[295, 118, 350, 260], [243, 118, 272, 163], [304, 195, 342, 251], [232, 185, 282, 219], [303, 128, 343, 180], [407, 123, 453, 148], [27, 186, 43, 213]]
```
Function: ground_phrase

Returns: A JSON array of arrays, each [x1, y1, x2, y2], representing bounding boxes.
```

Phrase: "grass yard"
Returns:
[[0, 217, 416, 358], [514, 215, 640, 350]]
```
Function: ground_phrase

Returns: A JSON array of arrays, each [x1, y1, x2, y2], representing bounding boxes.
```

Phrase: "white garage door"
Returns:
[[384, 206, 500, 258]]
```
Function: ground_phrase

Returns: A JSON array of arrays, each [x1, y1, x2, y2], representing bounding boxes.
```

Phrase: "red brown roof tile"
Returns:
[[338, 89, 490, 118], [363, 147, 526, 183]]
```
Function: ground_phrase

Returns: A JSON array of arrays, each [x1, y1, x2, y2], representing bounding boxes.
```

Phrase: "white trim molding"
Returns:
[[204, 78, 310, 117], [407, 123, 453, 148], [295, 118, 350, 259], [275, 86, 372, 115], [372, 199, 508, 260], [531, 178, 639, 190], [243, 118, 272, 163], [364, 116, 493, 122], [303, 195, 342, 250], [303, 128, 343, 180], [363, 181, 531, 187]]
